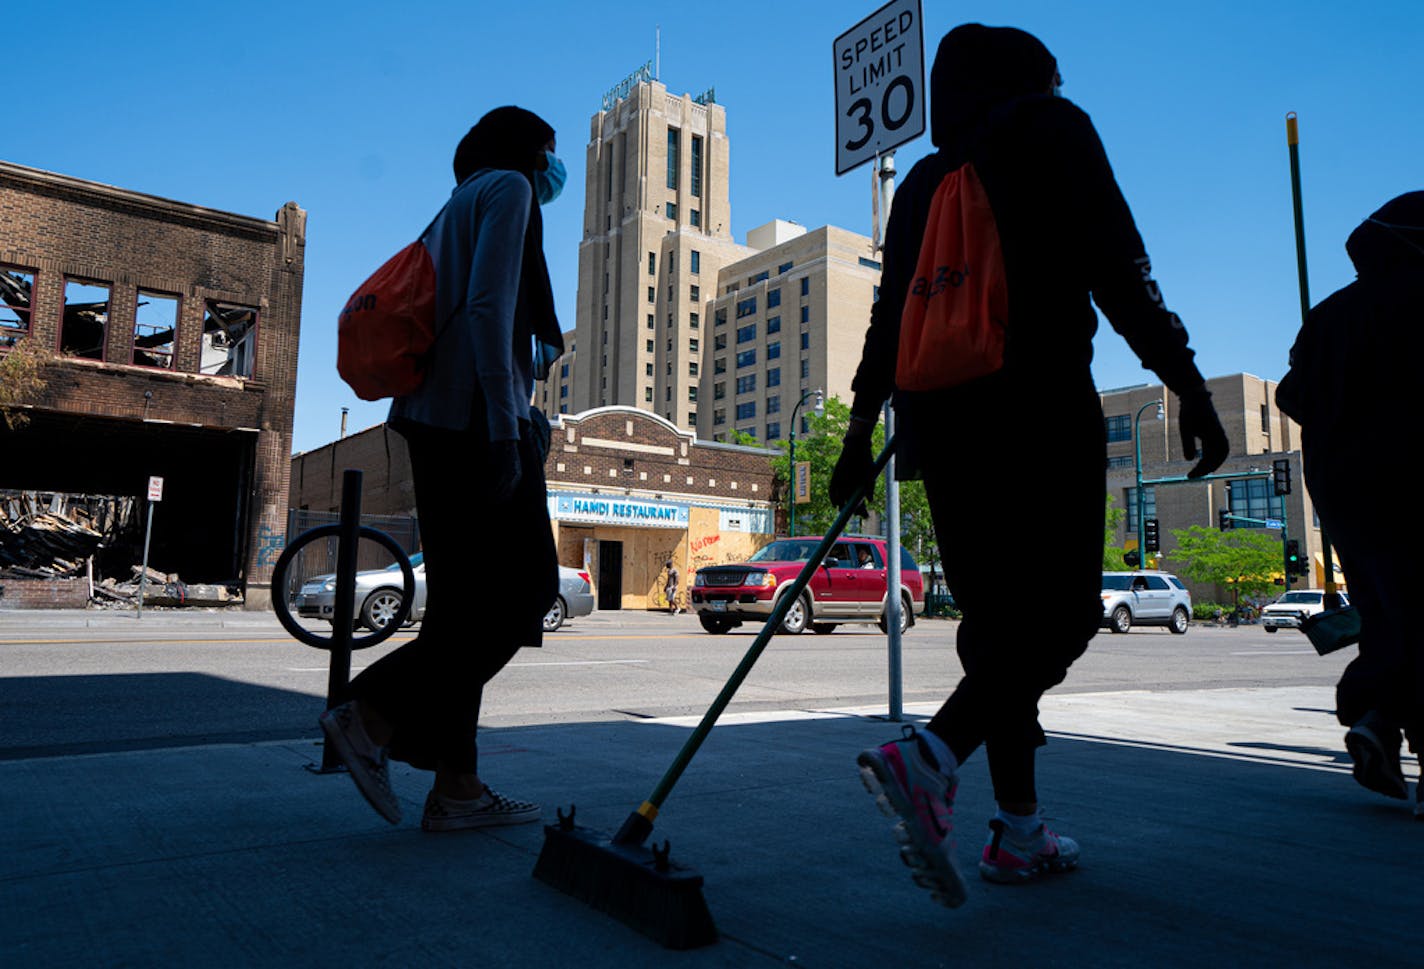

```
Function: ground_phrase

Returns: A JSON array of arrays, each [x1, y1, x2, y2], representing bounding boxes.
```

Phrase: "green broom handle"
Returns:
[[614, 437, 896, 845]]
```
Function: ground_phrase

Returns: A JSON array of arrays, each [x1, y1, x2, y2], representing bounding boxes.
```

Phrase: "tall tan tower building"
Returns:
[[569, 80, 749, 427]]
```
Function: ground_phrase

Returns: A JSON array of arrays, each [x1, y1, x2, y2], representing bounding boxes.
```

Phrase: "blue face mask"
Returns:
[[535, 151, 566, 205]]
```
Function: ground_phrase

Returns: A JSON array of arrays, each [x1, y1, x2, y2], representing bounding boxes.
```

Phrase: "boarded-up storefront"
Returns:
[[544, 408, 776, 610]]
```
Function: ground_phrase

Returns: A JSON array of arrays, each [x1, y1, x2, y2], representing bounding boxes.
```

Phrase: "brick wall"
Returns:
[[548, 408, 776, 501], [289, 407, 779, 516], [0, 160, 306, 608], [0, 578, 90, 610]]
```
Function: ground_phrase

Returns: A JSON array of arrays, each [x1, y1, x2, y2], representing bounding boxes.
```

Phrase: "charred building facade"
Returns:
[[0, 160, 305, 608]]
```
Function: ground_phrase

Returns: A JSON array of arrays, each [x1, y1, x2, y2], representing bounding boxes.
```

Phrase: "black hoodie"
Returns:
[[850, 25, 1206, 434], [1276, 191, 1424, 439]]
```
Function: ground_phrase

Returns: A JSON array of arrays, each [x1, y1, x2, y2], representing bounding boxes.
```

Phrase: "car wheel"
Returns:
[[878, 594, 913, 635], [780, 594, 810, 635], [1265, 625, 1278, 633], [543, 596, 567, 632], [1110, 605, 1132, 634], [360, 588, 404, 631], [812, 623, 837, 635], [699, 614, 732, 634], [1169, 606, 1190, 635]]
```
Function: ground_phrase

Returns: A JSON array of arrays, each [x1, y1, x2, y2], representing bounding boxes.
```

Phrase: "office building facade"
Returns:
[[699, 222, 881, 443], [1101, 373, 1324, 598]]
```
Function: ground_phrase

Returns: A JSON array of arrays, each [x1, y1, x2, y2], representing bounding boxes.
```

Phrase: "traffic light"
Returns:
[[1144, 518, 1160, 552], [1218, 509, 1232, 531], [1273, 458, 1292, 496], [1123, 550, 1141, 568], [1285, 539, 1307, 576]]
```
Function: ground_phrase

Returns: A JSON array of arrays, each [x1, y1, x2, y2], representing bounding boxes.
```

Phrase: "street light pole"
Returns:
[[787, 388, 824, 537], [1134, 399, 1164, 567]]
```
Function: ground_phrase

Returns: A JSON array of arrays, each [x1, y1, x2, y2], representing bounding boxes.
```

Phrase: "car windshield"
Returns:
[[383, 551, 424, 570], [1101, 575, 1136, 591], [749, 540, 819, 562], [1277, 591, 1321, 604]]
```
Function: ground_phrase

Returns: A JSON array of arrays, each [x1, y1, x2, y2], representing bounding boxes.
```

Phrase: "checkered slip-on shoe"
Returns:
[[319, 702, 401, 824], [421, 789, 540, 831]]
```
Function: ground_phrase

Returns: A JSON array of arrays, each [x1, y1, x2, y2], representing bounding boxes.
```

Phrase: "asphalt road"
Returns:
[[0, 611, 1352, 760]]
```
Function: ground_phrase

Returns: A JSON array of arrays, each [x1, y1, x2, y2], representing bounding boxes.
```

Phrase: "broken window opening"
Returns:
[[134, 291, 179, 369], [1, 266, 35, 349], [62, 279, 111, 360], [201, 301, 258, 378]]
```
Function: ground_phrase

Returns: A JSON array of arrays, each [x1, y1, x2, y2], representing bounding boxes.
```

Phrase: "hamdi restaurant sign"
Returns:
[[552, 492, 691, 528]]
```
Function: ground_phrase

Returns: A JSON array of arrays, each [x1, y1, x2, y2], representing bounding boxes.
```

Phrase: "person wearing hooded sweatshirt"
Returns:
[[319, 107, 566, 832], [834, 24, 1229, 906], [1276, 192, 1424, 815]]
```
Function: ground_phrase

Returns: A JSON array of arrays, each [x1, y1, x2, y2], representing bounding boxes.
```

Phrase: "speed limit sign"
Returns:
[[834, 0, 925, 175]]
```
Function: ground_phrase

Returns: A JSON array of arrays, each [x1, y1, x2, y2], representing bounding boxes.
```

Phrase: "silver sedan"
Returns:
[[295, 553, 427, 631], [545, 566, 595, 631]]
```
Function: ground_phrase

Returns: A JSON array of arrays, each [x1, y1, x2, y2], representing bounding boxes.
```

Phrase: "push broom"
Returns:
[[533, 438, 896, 948], [1280, 112, 1360, 655]]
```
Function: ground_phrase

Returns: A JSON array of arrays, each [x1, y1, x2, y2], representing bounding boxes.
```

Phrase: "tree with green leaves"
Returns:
[[0, 338, 51, 431], [758, 396, 940, 569], [1103, 493, 1127, 570], [1168, 525, 1283, 605]]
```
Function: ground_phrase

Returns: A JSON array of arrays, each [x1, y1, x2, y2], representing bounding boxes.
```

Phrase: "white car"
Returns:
[[1262, 589, 1350, 632], [1100, 571, 1192, 634]]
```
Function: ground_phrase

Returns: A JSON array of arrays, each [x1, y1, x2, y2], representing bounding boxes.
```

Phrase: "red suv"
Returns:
[[690, 536, 924, 635]]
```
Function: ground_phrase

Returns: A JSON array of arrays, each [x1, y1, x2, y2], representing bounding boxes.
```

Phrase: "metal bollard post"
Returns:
[[318, 469, 364, 772]]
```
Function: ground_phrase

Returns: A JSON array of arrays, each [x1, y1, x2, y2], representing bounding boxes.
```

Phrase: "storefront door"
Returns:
[[598, 540, 624, 610]]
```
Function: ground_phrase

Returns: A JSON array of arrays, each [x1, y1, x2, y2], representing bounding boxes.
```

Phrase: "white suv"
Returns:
[[1100, 571, 1192, 634], [1262, 589, 1350, 632]]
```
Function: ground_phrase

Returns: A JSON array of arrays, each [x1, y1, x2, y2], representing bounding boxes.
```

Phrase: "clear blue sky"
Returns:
[[9, 1, 1420, 453]]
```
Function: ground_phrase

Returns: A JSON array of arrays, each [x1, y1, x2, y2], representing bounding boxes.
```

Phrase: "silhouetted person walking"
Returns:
[[1277, 191, 1424, 814], [832, 24, 1229, 907], [320, 107, 566, 831]]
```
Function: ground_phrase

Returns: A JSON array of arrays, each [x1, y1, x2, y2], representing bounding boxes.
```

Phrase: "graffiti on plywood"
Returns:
[[690, 532, 722, 569]]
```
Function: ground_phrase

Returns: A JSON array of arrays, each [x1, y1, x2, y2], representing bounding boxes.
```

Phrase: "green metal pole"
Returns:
[[788, 428, 797, 537], [1287, 112, 1338, 604], [1133, 400, 1160, 567]]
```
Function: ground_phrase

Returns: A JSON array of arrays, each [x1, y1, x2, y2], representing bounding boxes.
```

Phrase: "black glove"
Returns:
[[489, 439, 523, 503], [828, 417, 876, 515], [1178, 389, 1229, 478]]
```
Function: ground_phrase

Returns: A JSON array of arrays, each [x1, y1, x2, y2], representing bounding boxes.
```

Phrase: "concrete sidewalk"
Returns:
[[3, 687, 1421, 968]]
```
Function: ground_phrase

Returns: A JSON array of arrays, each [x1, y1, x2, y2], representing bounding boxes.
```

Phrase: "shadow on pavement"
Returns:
[[0, 673, 322, 759], [2, 706, 1420, 968]]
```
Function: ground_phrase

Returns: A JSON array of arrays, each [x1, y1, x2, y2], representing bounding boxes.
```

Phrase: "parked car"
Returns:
[[1261, 589, 1350, 632], [296, 552, 427, 631], [1100, 571, 1192, 634], [689, 536, 924, 635], [545, 566, 595, 631]]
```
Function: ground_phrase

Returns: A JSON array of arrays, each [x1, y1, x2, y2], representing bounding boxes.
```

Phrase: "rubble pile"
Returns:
[[0, 491, 133, 578], [94, 567, 242, 607]]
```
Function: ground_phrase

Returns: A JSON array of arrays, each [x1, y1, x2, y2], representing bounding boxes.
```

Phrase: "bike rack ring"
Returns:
[[270, 524, 415, 650]]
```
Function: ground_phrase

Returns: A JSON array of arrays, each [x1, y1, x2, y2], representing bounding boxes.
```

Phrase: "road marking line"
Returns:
[[286, 667, 370, 672], [0, 637, 416, 647], [506, 659, 651, 668], [1230, 650, 1319, 656]]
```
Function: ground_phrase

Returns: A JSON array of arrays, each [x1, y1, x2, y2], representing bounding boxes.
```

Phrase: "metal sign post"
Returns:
[[836, 2, 923, 719], [137, 476, 163, 619]]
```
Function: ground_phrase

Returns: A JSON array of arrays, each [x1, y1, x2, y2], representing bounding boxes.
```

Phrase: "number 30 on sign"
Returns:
[[834, 0, 925, 175]]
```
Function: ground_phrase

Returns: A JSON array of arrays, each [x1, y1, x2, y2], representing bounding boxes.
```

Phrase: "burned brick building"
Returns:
[[0, 160, 305, 608]]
